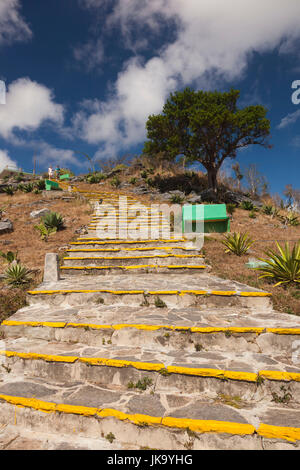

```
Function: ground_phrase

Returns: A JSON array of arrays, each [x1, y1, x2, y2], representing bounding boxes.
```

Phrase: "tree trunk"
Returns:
[[207, 167, 218, 192]]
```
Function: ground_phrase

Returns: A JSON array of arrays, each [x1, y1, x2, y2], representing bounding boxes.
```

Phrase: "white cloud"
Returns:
[[0, 78, 64, 139], [6, 137, 85, 170], [0, 0, 32, 46], [73, 38, 105, 70], [277, 109, 300, 129], [75, 0, 300, 159], [0, 149, 17, 172]]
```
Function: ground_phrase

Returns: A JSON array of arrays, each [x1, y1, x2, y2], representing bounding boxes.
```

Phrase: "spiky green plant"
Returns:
[[170, 194, 184, 204], [226, 204, 236, 216], [21, 183, 34, 193], [130, 177, 137, 185], [262, 205, 274, 215], [4, 263, 32, 287], [240, 200, 254, 211], [110, 176, 121, 188], [249, 210, 257, 219], [41, 212, 65, 231], [35, 180, 46, 190], [34, 223, 57, 241], [255, 241, 300, 286], [3, 186, 15, 196], [279, 212, 300, 227], [221, 232, 255, 256]]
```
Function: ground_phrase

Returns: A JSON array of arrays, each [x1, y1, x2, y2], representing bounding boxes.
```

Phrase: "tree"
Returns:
[[143, 88, 271, 191], [244, 164, 269, 197], [232, 163, 243, 190]]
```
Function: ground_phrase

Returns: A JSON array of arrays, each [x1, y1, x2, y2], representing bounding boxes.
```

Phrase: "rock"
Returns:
[[75, 225, 88, 235], [199, 188, 218, 203], [0, 220, 13, 234], [187, 195, 202, 204], [30, 208, 51, 219]]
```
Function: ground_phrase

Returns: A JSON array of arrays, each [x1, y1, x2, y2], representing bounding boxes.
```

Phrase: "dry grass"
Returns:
[[0, 190, 92, 274]]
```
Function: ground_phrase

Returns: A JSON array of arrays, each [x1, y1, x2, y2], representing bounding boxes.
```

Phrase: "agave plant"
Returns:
[[3, 186, 15, 196], [21, 183, 34, 193], [240, 200, 255, 211], [221, 232, 255, 256], [255, 241, 300, 287], [34, 223, 57, 241], [279, 212, 300, 227], [35, 180, 46, 191], [4, 263, 32, 287], [262, 205, 274, 215], [41, 212, 65, 231], [226, 204, 236, 216], [110, 176, 121, 188]]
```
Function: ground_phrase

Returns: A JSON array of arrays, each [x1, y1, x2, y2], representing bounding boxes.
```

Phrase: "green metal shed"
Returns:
[[182, 204, 230, 234]]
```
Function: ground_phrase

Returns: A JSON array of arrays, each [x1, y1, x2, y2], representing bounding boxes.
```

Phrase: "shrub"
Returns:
[[255, 241, 300, 287], [221, 232, 255, 256], [145, 177, 154, 187], [110, 176, 121, 188], [262, 205, 274, 215], [21, 183, 34, 193], [279, 212, 300, 227], [35, 180, 46, 191], [41, 212, 65, 231], [170, 194, 184, 204], [226, 204, 236, 216], [4, 264, 32, 287], [240, 200, 255, 211], [130, 177, 137, 185], [34, 223, 57, 241], [141, 170, 148, 179], [249, 210, 256, 219], [87, 173, 106, 184]]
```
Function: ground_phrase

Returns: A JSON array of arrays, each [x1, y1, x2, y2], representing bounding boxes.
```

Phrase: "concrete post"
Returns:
[[43, 253, 60, 283]]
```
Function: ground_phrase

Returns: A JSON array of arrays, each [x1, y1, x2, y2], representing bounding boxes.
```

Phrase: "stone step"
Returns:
[[60, 265, 208, 275], [66, 247, 202, 256], [0, 378, 299, 449], [2, 311, 300, 359], [1, 336, 300, 399], [62, 254, 206, 267], [27, 273, 272, 309], [71, 239, 189, 250]]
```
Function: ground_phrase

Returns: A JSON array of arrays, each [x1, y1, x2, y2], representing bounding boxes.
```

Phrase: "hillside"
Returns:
[[0, 167, 299, 322]]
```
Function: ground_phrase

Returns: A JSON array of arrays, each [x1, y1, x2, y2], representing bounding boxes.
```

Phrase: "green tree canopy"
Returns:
[[143, 88, 271, 191]]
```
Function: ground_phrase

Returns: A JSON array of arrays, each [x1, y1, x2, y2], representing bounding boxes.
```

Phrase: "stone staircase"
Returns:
[[0, 188, 299, 450]]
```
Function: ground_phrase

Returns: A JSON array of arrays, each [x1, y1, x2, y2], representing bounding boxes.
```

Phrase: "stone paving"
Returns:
[[0, 188, 299, 450]]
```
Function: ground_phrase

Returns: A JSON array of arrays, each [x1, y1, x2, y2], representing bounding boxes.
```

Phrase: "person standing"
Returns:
[[48, 166, 53, 180]]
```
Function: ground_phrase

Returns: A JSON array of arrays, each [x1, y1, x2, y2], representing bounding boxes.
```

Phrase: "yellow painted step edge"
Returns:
[[60, 265, 207, 270], [3, 321, 300, 336], [0, 394, 299, 441], [27, 288, 271, 296], [63, 254, 204, 259], [1, 350, 299, 383]]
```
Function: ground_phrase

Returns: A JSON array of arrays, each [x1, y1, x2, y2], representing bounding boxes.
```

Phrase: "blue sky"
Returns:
[[0, 0, 300, 195]]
